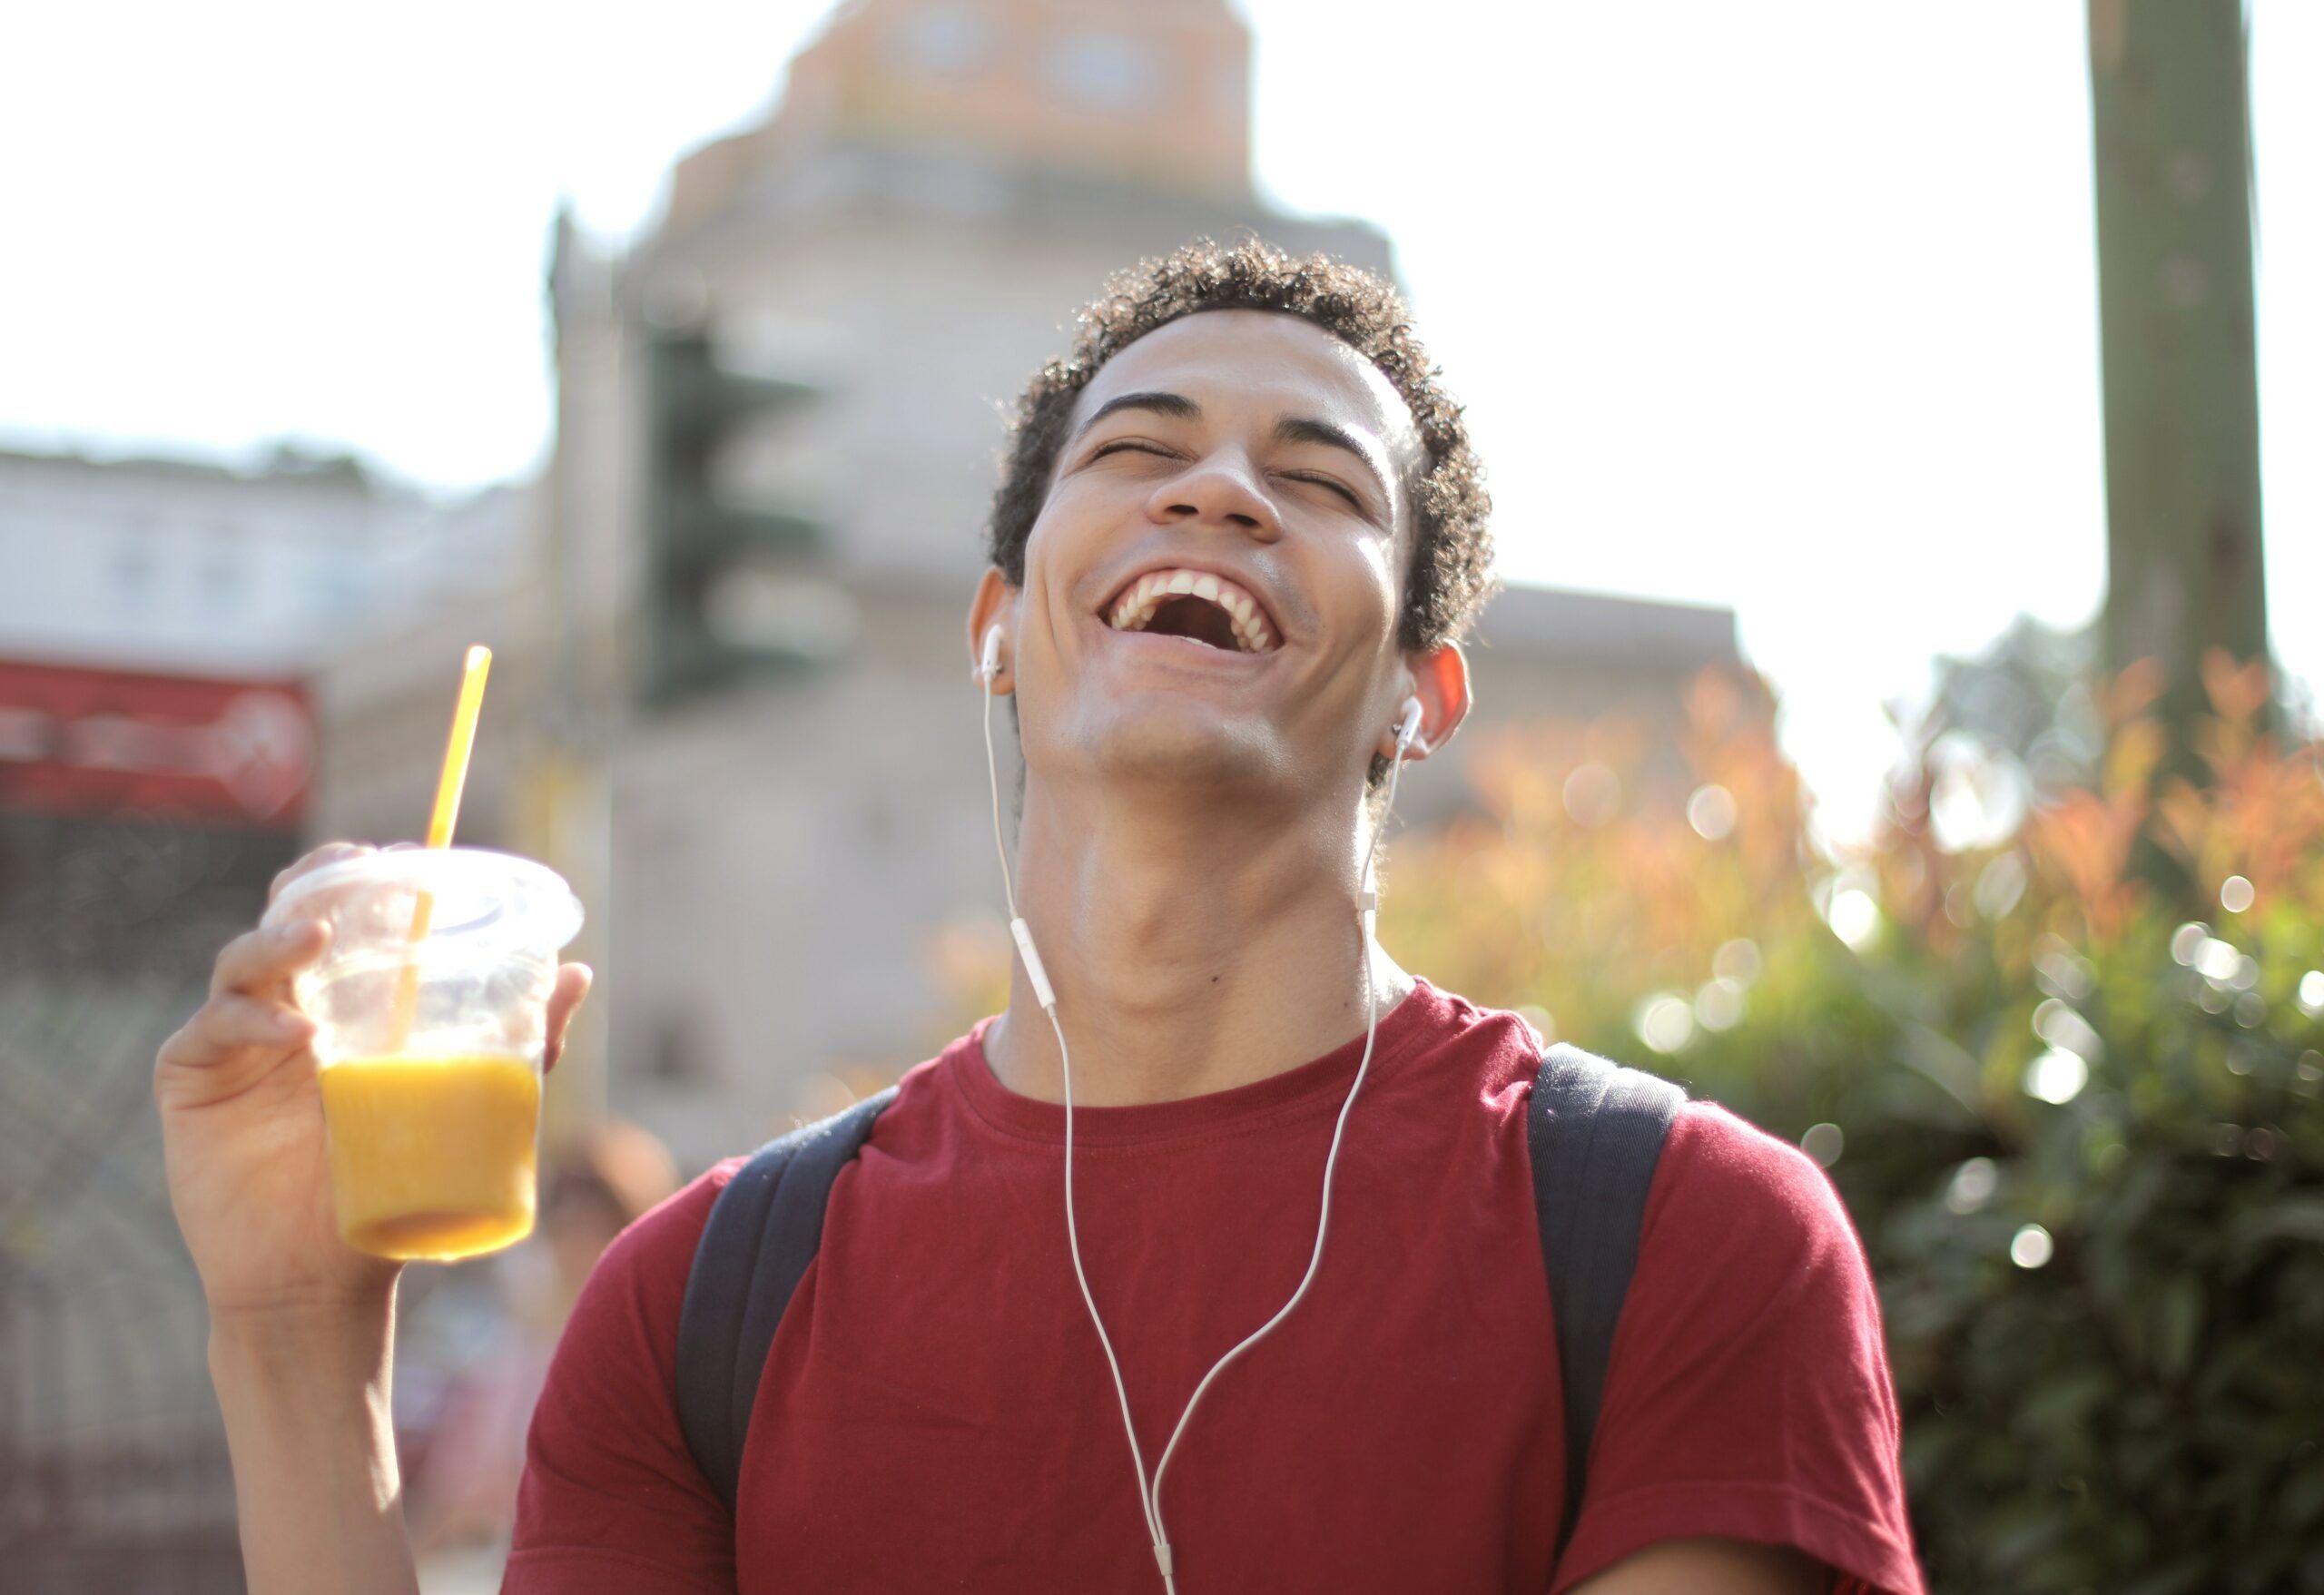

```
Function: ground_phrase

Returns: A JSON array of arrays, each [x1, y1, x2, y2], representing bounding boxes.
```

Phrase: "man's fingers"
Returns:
[[160, 995, 314, 1069], [548, 962, 593, 1026], [153, 998, 315, 1113], [212, 918, 331, 999], [200, 993, 318, 1053], [267, 841, 375, 909], [543, 962, 592, 1075]]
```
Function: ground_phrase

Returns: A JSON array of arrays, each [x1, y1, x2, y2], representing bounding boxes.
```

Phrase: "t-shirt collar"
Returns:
[[948, 976, 1453, 1148]]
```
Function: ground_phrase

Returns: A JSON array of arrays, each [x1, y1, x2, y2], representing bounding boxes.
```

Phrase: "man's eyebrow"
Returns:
[[1072, 390, 1199, 438], [1274, 415, 1392, 505]]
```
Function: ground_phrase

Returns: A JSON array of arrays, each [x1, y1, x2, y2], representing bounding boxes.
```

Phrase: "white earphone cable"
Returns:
[[1141, 728, 1411, 1590], [984, 655, 1168, 1559], [980, 638, 1417, 1591]]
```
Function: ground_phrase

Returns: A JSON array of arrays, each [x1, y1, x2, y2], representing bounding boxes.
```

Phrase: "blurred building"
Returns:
[[0, 445, 517, 1591], [402, 0, 1748, 1170], [0, 443, 522, 677]]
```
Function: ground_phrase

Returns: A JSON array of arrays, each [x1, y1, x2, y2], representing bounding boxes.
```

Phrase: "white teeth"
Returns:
[[1104, 567, 1276, 653]]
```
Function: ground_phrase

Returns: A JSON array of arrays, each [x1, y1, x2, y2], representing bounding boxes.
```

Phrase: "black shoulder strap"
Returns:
[[1530, 1039, 1686, 1564], [675, 1084, 901, 1511]]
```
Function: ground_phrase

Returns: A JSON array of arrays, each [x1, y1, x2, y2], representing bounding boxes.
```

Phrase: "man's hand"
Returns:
[[156, 840, 591, 1325]]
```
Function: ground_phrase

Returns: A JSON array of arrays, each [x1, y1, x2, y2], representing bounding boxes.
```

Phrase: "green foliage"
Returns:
[[1384, 648, 2324, 1591]]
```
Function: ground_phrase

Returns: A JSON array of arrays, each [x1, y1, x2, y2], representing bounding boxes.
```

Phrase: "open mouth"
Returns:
[[1104, 568, 1277, 655]]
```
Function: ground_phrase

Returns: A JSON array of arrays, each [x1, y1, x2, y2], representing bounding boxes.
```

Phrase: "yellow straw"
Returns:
[[423, 645, 493, 848], [389, 645, 493, 1048]]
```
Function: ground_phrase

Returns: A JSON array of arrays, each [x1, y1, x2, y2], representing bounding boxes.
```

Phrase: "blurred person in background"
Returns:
[[158, 238, 1923, 1594], [401, 1121, 678, 1563]]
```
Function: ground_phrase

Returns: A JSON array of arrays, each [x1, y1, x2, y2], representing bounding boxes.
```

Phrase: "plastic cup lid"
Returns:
[[266, 845, 584, 954]]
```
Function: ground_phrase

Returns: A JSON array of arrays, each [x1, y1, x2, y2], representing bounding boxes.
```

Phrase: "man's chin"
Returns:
[[1082, 715, 1283, 795]]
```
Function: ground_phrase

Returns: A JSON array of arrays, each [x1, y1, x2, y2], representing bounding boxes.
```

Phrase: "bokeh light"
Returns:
[[1927, 730, 2029, 853], [1693, 977, 1747, 1032], [1945, 1157, 1999, 1215], [1827, 887, 1882, 951], [1800, 1122, 1844, 1168], [1561, 762, 1621, 827], [2010, 1225, 2054, 1269], [2024, 1047, 2091, 1106], [1632, 991, 1696, 1054], [1686, 782, 1738, 841], [1972, 851, 2028, 920], [1711, 937, 1762, 985], [2298, 970, 2324, 1019]]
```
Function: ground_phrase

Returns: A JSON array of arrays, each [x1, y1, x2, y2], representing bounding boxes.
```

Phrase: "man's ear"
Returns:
[[966, 567, 1018, 691], [1379, 641, 1472, 761]]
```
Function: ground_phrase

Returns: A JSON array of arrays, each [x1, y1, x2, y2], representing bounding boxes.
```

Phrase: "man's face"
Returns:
[[1001, 308, 1426, 810]]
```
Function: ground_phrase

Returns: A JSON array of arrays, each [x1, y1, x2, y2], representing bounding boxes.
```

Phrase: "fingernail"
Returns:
[[271, 1009, 311, 1036]]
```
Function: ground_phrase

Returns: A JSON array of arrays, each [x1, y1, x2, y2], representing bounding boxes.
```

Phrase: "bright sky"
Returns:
[[3, 1, 2314, 853]]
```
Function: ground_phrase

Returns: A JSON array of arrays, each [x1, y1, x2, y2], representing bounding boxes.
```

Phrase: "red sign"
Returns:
[[0, 658, 315, 830]]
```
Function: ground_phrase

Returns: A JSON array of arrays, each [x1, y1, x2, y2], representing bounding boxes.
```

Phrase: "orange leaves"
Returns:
[[1383, 662, 1826, 1033], [2101, 717, 2168, 801], [2198, 645, 2273, 729], [2099, 652, 2166, 732], [2021, 785, 2153, 945], [1383, 642, 2321, 1052], [2142, 648, 2324, 915]]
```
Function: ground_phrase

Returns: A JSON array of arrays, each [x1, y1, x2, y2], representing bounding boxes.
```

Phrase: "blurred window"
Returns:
[[200, 529, 238, 606], [891, 5, 992, 76], [112, 526, 154, 596], [1044, 33, 1164, 113]]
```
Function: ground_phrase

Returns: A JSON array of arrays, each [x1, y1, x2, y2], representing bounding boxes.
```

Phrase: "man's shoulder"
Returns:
[[580, 1155, 749, 1317], [1632, 1097, 1876, 1307], [1658, 1099, 1853, 1228]]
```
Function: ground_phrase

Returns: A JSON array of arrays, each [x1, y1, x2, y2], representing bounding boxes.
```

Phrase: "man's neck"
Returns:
[[981, 776, 1414, 1108]]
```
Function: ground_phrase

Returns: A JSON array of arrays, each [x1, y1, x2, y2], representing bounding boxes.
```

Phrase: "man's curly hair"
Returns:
[[984, 236, 1498, 657]]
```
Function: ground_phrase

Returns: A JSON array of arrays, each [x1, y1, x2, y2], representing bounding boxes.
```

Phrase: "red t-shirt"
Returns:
[[506, 978, 1924, 1593]]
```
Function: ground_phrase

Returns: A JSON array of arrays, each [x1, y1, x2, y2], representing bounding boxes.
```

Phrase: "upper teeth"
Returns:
[[1107, 568, 1275, 652]]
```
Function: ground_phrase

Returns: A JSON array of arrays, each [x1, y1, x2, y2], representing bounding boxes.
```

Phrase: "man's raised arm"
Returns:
[[155, 841, 589, 1593]]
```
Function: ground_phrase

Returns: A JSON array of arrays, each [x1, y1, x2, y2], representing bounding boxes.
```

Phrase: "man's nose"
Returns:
[[1146, 453, 1281, 539]]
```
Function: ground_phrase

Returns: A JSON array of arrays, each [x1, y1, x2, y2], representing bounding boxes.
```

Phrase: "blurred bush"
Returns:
[[1385, 648, 2324, 1594]]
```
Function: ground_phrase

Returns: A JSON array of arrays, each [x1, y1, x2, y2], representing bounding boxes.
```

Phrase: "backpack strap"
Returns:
[[1530, 1039, 1687, 1564], [675, 1084, 901, 1511]]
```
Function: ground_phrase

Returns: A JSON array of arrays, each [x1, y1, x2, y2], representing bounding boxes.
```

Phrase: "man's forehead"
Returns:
[[1071, 310, 1424, 472]]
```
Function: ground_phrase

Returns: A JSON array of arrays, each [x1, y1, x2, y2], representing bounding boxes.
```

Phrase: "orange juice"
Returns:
[[318, 1052, 541, 1261]]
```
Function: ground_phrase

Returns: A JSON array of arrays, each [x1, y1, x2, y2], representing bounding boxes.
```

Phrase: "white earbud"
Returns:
[[980, 625, 1004, 684], [1394, 697, 1424, 753]]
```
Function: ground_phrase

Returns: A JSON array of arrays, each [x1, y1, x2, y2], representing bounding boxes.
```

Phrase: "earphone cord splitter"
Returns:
[[981, 650, 1415, 1592]]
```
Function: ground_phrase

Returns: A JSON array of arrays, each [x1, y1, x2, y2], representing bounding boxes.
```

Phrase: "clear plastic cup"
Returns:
[[262, 846, 585, 1263]]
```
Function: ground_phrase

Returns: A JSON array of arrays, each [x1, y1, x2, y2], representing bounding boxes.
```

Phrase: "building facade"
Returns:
[[502, 0, 1757, 1168]]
